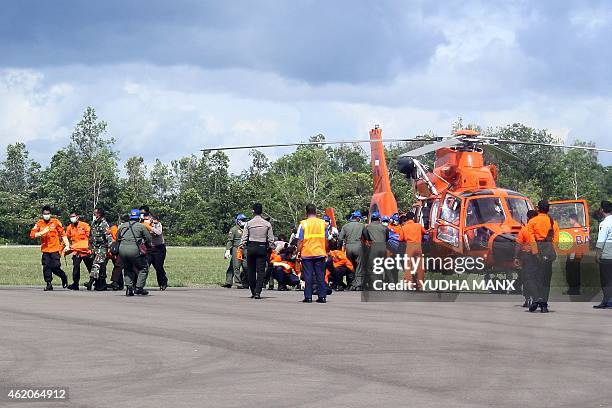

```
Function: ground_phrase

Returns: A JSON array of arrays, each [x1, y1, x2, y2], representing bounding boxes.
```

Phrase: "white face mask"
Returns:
[[70, 217, 78, 224], [42, 214, 51, 221]]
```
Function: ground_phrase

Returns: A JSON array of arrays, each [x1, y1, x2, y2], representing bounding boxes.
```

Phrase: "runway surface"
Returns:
[[1, 286, 611, 408]]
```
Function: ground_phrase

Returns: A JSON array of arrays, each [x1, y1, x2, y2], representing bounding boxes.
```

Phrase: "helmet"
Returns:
[[371, 211, 381, 221], [323, 215, 331, 222], [381, 215, 390, 223], [236, 213, 247, 222], [391, 213, 400, 223], [129, 209, 141, 220], [351, 210, 362, 219]]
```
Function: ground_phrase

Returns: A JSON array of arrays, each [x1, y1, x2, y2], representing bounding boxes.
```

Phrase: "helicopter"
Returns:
[[203, 125, 612, 270]]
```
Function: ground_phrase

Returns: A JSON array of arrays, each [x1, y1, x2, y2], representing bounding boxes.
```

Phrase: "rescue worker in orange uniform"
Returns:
[[326, 241, 353, 291], [514, 209, 539, 308], [65, 212, 93, 290], [29, 205, 70, 291], [297, 203, 329, 303], [399, 211, 428, 288], [271, 246, 300, 290], [527, 200, 560, 313]]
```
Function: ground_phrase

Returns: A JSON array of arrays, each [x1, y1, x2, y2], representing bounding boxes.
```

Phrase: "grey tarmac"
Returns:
[[0, 287, 611, 408]]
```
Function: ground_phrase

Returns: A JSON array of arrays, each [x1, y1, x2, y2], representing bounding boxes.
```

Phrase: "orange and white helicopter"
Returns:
[[204, 125, 612, 269]]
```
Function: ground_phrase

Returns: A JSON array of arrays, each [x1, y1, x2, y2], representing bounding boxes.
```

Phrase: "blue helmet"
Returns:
[[351, 210, 362, 219], [323, 215, 331, 222], [236, 213, 247, 222], [381, 215, 390, 223], [130, 209, 141, 220], [391, 213, 400, 223], [371, 211, 381, 221]]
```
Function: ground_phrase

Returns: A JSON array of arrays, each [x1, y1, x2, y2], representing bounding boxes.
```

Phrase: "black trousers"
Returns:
[[520, 253, 539, 300], [41, 252, 67, 284], [72, 254, 93, 284], [246, 243, 268, 296], [532, 258, 554, 303], [600, 260, 612, 302], [148, 244, 168, 287], [565, 257, 581, 294]]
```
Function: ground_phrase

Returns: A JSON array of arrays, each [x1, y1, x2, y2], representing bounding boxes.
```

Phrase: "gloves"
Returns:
[[224, 250, 231, 259]]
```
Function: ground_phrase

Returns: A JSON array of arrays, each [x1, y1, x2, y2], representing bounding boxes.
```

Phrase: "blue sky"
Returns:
[[1, 0, 612, 171]]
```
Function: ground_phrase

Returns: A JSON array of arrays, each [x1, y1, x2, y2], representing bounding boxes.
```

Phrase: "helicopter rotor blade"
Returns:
[[202, 137, 437, 152], [482, 144, 524, 162], [495, 139, 612, 153], [398, 137, 463, 158]]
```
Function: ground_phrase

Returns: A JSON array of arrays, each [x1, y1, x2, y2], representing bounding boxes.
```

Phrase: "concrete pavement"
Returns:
[[0, 286, 611, 408]]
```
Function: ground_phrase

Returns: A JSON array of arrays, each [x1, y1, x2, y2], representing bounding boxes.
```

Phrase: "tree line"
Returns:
[[1, 107, 611, 245]]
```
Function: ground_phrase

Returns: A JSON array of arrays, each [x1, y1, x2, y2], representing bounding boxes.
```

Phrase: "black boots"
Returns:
[[540, 303, 549, 313], [44, 283, 53, 291], [528, 301, 539, 312], [529, 301, 550, 313], [125, 287, 134, 296], [67, 283, 79, 290], [61, 275, 68, 288], [94, 279, 107, 291], [83, 278, 95, 291], [134, 288, 149, 296]]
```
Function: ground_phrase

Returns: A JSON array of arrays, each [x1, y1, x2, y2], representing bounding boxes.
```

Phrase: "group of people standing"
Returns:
[[222, 203, 429, 302], [29, 205, 168, 296]]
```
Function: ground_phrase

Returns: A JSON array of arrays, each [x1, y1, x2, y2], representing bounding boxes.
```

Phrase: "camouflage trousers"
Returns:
[[89, 247, 108, 280]]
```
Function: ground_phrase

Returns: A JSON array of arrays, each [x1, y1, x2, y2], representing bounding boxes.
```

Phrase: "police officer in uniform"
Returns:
[[223, 214, 248, 288], [362, 211, 389, 285], [239, 203, 274, 299], [339, 210, 365, 290]]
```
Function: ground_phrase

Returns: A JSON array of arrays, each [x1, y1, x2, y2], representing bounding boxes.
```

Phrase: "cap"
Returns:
[[130, 209, 141, 220], [236, 213, 247, 221], [371, 211, 381, 220]]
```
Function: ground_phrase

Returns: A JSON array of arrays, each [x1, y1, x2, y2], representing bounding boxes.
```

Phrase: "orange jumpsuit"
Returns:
[[399, 220, 427, 285]]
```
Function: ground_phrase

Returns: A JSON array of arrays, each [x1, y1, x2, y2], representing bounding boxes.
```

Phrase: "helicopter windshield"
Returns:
[[440, 195, 461, 225], [549, 202, 587, 228], [466, 197, 506, 226], [506, 197, 531, 225]]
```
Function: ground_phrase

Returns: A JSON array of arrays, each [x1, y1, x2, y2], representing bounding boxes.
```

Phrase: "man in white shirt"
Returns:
[[594, 200, 612, 309]]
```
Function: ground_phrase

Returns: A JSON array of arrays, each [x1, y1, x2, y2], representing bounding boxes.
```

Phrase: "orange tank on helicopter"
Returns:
[[368, 126, 593, 269]]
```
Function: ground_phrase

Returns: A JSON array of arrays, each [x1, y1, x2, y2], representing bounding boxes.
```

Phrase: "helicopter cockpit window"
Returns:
[[440, 195, 461, 225], [549, 202, 587, 228], [506, 197, 531, 225], [465, 197, 505, 227]]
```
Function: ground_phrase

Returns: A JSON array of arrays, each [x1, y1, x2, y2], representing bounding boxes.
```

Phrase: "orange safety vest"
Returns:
[[299, 217, 327, 258]]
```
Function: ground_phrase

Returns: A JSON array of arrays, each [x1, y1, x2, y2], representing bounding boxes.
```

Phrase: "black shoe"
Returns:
[[254, 294, 261, 299], [134, 288, 149, 296], [236, 285, 249, 289], [67, 283, 79, 291], [522, 299, 530, 308], [125, 287, 134, 297], [160, 283, 168, 291], [94, 281, 107, 291], [316, 298, 327, 303], [336, 285, 345, 292], [108, 282, 120, 291], [221, 283, 232, 288], [267, 285, 274, 290], [84, 280, 93, 291], [528, 301, 539, 313], [61, 275, 68, 288], [302, 298, 312, 303], [593, 302, 612, 309], [278, 285, 288, 291], [540, 303, 549, 313], [353, 286, 363, 291], [44, 283, 53, 291]]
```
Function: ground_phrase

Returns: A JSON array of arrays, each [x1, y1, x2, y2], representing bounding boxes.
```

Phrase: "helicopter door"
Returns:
[[434, 193, 463, 253], [548, 200, 590, 256]]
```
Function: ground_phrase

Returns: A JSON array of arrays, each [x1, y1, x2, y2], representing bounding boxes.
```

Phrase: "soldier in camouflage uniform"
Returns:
[[222, 214, 248, 288], [84, 208, 114, 291]]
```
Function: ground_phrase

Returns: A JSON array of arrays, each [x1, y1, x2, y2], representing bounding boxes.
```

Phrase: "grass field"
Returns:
[[0, 246, 604, 292], [0, 246, 226, 287]]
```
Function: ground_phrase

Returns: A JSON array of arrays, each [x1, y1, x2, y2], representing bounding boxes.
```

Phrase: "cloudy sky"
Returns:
[[1, 0, 612, 171]]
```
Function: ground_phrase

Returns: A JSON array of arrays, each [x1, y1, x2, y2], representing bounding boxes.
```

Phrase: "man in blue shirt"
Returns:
[[594, 200, 612, 309]]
